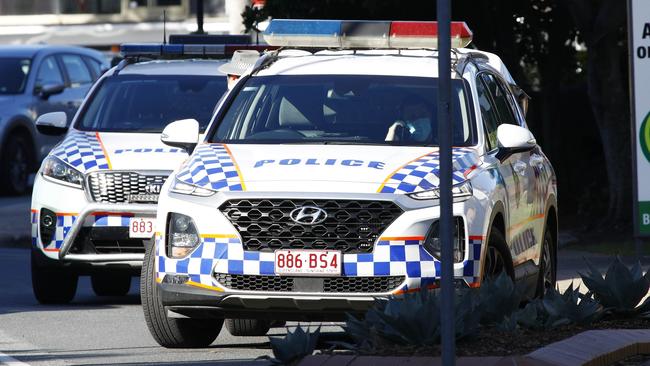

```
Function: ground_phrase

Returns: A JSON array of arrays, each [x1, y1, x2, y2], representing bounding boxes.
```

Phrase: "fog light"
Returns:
[[39, 208, 57, 245], [167, 213, 200, 258], [423, 217, 466, 263], [162, 274, 189, 285]]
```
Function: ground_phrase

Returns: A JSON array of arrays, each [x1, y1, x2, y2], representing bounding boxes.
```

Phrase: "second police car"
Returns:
[[28, 42, 249, 304], [143, 20, 558, 347]]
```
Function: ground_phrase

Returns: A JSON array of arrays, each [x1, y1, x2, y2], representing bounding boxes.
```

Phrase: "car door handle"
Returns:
[[513, 161, 527, 176], [530, 154, 544, 167]]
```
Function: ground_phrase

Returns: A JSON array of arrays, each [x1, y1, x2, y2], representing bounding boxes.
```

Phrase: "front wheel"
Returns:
[[482, 227, 514, 281], [536, 226, 557, 297], [0, 134, 33, 195], [225, 318, 271, 336], [91, 273, 132, 296], [141, 241, 223, 348], [31, 250, 78, 304]]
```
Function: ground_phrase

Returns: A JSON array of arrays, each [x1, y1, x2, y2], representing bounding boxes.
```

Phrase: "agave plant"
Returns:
[[542, 283, 603, 325], [266, 325, 320, 365], [478, 271, 526, 326], [579, 256, 650, 315], [345, 288, 481, 350]]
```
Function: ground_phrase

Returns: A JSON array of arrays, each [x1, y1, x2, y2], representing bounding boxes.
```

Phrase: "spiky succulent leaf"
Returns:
[[269, 326, 320, 364], [579, 257, 650, 313], [478, 272, 525, 325], [541, 283, 602, 325]]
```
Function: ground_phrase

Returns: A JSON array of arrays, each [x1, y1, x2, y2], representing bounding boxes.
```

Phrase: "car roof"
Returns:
[[118, 59, 228, 76], [0, 44, 104, 59], [255, 48, 515, 84]]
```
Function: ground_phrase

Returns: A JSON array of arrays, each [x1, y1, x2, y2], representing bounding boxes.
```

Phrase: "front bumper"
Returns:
[[31, 174, 157, 266], [160, 282, 377, 321], [155, 191, 489, 316]]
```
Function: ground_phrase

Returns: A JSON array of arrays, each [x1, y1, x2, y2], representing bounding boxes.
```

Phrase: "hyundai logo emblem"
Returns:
[[144, 183, 163, 194], [289, 206, 328, 225]]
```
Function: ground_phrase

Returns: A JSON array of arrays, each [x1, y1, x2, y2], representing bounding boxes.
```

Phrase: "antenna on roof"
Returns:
[[163, 10, 167, 44]]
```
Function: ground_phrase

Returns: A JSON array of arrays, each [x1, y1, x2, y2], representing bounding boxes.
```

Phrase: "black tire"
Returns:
[[91, 273, 132, 296], [482, 227, 514, 281], [0, 133, 34, 195], [535, 225, 557, 298], [31, 250, 78, 304], [141, 241, 222, 348], [225, 318, 271, 336]]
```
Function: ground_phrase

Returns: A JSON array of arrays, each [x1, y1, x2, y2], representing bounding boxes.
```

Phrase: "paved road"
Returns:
[[1, 195, 645, 365]]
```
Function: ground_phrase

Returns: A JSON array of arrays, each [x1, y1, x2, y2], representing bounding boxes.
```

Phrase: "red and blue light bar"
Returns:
[[263, 19, 473, 49], [120, 43, 274, 58]]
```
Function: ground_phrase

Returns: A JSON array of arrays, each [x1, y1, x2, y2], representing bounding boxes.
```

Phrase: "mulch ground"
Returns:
[[327, 317, 650, 358]]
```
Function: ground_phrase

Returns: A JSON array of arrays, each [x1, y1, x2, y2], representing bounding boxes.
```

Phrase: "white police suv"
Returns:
[[142, 20, 558, 347], [29, 43, 240, 304]]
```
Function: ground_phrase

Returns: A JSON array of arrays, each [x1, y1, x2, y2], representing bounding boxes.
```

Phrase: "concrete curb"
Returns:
[[298, 329, 650, 366]]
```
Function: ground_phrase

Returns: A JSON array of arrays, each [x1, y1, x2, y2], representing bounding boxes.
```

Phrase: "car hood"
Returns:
[[50, 131, 189, 173], [175, 143, 480, 194]]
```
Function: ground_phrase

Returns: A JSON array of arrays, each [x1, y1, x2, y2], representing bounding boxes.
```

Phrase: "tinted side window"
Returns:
[[61, 54, 92, 86], [480, 73, 518, 126], [35, 56, 64, 88], [84, 57, 103, 80], [476, 77, 500, 150]]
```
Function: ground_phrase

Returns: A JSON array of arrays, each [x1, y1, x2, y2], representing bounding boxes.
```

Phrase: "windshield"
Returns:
[[77, 74, 227, 133], [0, 58, 31, 94], [210, 75, 474, 146]]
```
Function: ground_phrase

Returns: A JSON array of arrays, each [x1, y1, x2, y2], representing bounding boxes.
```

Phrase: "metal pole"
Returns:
[[196, 0, 205, 34], [437, 0, 455, 365]]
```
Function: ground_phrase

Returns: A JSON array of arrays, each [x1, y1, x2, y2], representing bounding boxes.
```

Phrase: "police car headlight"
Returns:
[[407, 181, 472, 201], [423, 217, 466, 263], [170, 178, 215, 197], [167, 213, 200, 258], [41, 156, 84, 189]]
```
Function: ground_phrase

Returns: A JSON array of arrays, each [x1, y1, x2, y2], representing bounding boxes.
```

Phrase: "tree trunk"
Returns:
[[567, 0, 631, 227]]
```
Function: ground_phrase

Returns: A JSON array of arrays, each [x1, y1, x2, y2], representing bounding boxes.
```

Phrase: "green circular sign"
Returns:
[[642, 111, 650, 163]]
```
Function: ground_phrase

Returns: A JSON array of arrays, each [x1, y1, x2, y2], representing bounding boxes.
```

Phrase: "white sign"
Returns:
[[631, 0, 650, 236]]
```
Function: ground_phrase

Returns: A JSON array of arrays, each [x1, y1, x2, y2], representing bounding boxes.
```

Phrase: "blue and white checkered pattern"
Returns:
[[31, 210, 38, 248], [40, 214, 77, 251], [51, 131, 110, 172], [176, 144, 244, 191], [36, 212, 142, 251], [380, 148, 478, 194], [157, 235, 485, 292]]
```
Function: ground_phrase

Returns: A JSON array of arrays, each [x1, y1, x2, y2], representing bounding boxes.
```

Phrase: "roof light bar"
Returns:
[[120, 43, 274, 58], [263, 19, 473, 49]]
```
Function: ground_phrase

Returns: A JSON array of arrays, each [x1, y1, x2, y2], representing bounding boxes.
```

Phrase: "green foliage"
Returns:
[[345, 288, 480, 350], [542, 283, 603, 325], [496, 283, 602, 332], [478, 272, 526, 326], [579, 257, 650, 315], [267, 326, 320, 365]]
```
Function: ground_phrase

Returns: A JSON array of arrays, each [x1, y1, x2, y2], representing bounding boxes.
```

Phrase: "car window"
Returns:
[[475, 76, 500, 150], [76, 74, 227, 133], [0, 58, 31, 94], [61, 54, 93, 86], [35, 56, 64, 88], [84, 57, 103, 80], [480, 73, 518, 126], [212, 75, 475, 147]]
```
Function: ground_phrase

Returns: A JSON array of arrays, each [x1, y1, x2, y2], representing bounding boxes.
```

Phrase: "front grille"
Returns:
[[219, 199, 403, 253], [214, 274, 405, 293], [87, 171, 168, 203], [69, 227, 146, 254]]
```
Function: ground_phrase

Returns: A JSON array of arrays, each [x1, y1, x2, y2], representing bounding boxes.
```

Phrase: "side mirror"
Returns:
[[37, 83, 65, 100], [161, 119, 200, 154], [36, 112, 68, 136], [495, 124, 536, 161]]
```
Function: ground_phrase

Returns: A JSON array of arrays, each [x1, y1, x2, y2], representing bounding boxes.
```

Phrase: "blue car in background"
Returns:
[[0, 45, 108, 195]]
